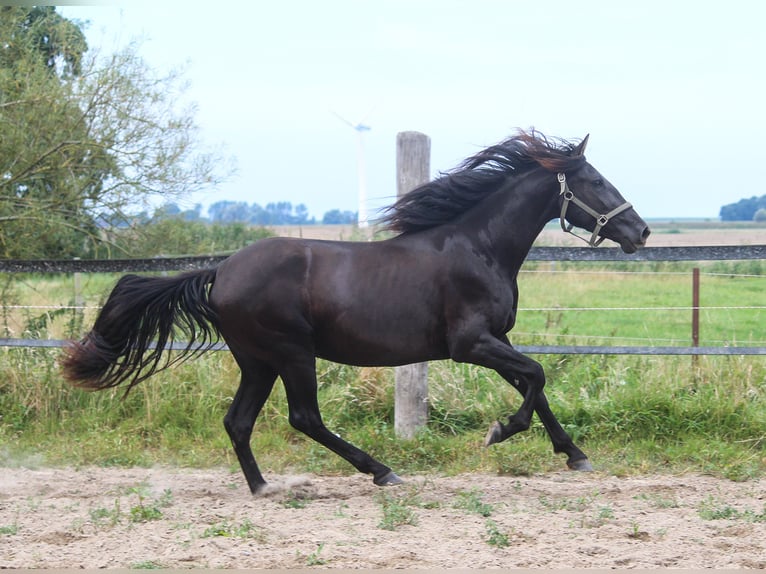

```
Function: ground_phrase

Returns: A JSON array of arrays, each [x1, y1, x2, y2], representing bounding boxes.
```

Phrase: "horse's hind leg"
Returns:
[[279, 355, 403, 487], [224, 354, 278, 494]]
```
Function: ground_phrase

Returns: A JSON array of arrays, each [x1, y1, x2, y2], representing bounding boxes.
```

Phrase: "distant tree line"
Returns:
[[152, 201, 358, 226], [93, 202, 359, 258], [720, 195, 766, 222]]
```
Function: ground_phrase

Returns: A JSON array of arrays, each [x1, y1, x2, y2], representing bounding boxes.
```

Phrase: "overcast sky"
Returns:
[[59, 1, 766, 221]]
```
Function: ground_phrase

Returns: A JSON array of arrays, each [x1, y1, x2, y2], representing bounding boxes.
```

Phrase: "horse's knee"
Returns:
[[224, 415, 252, 445], [522, 361, 545, 387], [508, 413, 531, 433], [288, 410, 322, 435]]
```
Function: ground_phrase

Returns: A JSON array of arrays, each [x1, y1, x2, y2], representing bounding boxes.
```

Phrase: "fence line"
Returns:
[[3, 338, 764, 356], [2, 244, 765, 355], [2, 244, 765, 274], [5, 304, 766, 314]]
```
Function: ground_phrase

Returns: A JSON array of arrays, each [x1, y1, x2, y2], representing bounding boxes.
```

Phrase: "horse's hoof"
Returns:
[[567, 458, 594, 472], [250, 483, 270, 496], [484, 421, 503, 447], [374, 471, 404, 487]]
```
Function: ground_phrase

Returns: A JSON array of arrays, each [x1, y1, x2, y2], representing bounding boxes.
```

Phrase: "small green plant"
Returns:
[[597, 505, 614, 520], [568, 506, 615, 530], [0, 524, 18, 535], [131, 560, 164, 569], [627, 521, 649, 540], [698, 496, 766, 522], [454, 488, 494, 517], [485, 519, 510, 547], [539, 492, 598, 512], [282, 490, 310, 509], [90, 500, 122, 527], [306, 543, 326, 566], [635, 493, 679, 509], [128, 489, 172, 523], [129, 502, 163, 522], [376, 491, 418, 530], [334, 503, 349, 517], [577, 504, 615, 528], [202, 519, 263, 540], [202, 522, 230, 537]]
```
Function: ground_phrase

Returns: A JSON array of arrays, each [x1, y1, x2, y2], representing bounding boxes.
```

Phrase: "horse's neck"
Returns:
[[478, 170, 559, 267]]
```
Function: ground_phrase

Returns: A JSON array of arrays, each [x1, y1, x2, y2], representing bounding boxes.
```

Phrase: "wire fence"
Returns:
[[2, 245, 765, 355]]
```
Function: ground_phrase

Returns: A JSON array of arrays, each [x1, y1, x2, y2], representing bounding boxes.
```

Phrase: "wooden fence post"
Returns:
[[692, 267, 700, 372], [394, 131, 431, 439]]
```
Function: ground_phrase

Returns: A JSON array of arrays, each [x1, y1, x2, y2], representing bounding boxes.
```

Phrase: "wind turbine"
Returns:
[[333, 110, 373, 229]]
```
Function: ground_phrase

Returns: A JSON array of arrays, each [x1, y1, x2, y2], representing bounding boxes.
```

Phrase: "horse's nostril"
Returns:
[[641, 226, 651, 241]]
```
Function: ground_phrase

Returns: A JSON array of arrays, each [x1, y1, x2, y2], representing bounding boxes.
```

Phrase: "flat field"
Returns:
[[272, 219, 766, 247]]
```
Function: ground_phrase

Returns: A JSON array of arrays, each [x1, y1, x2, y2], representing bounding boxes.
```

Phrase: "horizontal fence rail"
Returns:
[[2, 244, 765, 356], [3, 338, 764, 356], [2, 245, 766, 274]]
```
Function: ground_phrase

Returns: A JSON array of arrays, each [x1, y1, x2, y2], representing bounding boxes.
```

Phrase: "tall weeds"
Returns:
[[1, 346, 763, 480]]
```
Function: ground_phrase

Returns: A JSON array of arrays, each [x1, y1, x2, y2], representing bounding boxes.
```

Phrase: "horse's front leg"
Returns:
[[450, 332, 542, 439], [485, 336, 592, 471], [451, 330, 591, 471]]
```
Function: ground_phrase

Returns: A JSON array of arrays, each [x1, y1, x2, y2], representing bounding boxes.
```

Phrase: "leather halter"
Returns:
[[557, 172, 632, 247]]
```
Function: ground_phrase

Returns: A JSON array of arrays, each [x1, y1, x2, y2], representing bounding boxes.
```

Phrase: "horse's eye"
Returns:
[[593, 178, 604, 187]]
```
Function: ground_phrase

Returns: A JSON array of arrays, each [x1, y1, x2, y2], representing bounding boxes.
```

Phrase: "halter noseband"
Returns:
[[557, 172, 632, 248]]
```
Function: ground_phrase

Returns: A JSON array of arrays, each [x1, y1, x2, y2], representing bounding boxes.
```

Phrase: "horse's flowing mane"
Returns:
[[381, 129, 586, 234]]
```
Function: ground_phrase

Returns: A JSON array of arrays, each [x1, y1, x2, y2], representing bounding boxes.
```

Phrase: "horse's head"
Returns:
[[557, 136, 650, 253]]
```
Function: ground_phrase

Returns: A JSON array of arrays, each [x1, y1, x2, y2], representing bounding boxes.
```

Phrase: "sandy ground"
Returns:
[[1, 467, 764, 569]]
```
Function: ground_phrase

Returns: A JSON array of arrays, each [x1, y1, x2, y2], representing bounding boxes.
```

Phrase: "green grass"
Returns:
[[0, 524, 18, 536], [375, 488, 421, 530], [698, 496, 766, 522], [1, 260, 765, 481], [515, 262, 765, 346], [201, 518, 264, 540], [453, 488, 494, 517]]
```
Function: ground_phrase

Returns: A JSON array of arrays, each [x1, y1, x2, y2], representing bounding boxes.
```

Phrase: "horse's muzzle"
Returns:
[[620, 225, 651, 254]]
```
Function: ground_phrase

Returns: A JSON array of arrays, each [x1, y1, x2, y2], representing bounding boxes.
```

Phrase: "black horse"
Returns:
[[62, 130, 650, 494]]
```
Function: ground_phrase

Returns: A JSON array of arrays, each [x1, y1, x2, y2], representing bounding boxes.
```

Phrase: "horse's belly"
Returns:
[[313, 318, 448, 367]]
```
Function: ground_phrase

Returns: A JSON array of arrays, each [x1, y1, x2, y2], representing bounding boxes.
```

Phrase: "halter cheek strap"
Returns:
[[557, 172, 633, 248]]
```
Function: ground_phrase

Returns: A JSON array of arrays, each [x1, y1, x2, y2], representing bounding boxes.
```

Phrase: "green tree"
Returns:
[[0, 7, 229, 259], [719, 195, 766, 221]]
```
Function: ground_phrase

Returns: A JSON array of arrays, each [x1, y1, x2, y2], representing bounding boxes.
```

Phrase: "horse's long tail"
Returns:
[[61, 268, 220, 395]]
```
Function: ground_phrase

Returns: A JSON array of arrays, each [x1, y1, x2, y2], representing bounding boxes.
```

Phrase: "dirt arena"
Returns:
[[1, 467, 764, 569]]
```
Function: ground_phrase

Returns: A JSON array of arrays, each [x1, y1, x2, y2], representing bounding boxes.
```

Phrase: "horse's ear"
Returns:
[[573, 134, 590, 157]]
